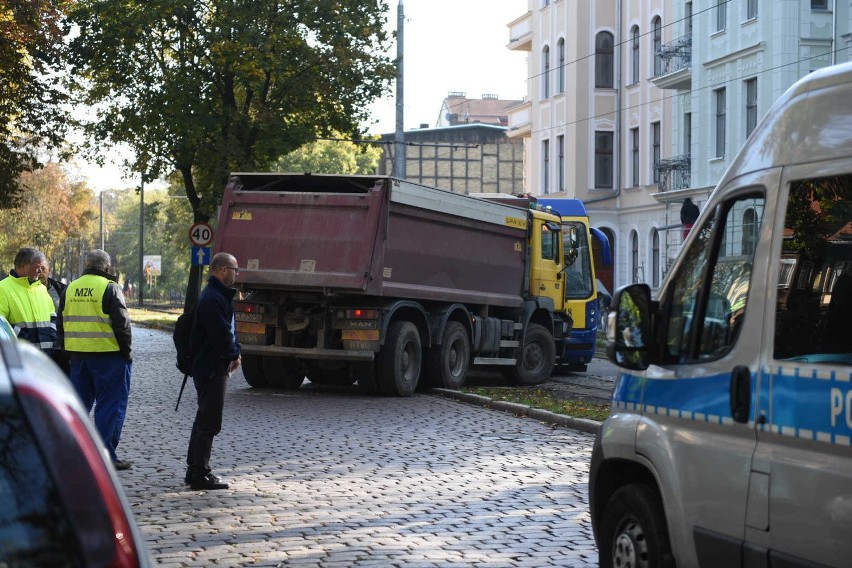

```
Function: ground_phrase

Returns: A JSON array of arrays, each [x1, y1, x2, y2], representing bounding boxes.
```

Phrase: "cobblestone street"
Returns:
[[117, 327, 598, 567]]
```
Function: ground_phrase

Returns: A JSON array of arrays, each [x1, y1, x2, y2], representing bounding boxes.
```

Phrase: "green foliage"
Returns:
[[0, 0, 72, 205], [0, 164, 95, 279], [276, 135, 383, 174], [68, 0, 396, 222]]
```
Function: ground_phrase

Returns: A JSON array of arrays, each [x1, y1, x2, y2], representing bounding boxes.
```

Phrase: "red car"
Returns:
[[0, 317, 151, 567]]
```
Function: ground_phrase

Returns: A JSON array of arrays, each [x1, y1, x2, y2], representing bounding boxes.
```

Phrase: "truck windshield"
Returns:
[[564, 221, 594, 299]]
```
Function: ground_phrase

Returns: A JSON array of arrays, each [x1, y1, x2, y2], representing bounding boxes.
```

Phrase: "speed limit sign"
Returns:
[[189, 222, 214, 246]]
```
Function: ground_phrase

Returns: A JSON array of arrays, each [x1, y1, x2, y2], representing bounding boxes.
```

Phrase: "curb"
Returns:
[[431, 388, 602, 435]]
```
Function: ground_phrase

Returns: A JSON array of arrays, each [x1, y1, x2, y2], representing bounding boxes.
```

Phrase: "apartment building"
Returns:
[[508, 0, 851, 292]]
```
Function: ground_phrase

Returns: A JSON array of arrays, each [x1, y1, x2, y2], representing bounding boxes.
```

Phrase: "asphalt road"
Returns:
[[117, 327, 600, 567]]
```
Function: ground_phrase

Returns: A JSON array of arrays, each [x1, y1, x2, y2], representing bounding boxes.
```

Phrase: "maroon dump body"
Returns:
[[215, 174, 528, 308]]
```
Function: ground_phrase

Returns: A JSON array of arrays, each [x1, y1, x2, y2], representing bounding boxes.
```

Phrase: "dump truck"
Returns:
[[213, 173, 574, 396]]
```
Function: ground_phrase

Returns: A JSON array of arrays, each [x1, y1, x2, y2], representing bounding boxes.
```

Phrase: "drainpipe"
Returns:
[[831, 0, 837, 65]]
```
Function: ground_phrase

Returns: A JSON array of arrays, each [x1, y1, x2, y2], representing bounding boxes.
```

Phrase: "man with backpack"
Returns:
[[183, 252, 241, 490]]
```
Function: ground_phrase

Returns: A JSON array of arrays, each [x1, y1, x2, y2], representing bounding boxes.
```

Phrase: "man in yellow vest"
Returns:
[[58, 249, 133, 470], [0, 247, 58, 354]]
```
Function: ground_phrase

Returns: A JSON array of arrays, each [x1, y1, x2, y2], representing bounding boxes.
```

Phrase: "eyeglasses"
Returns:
[[224, 266, 240, 275]]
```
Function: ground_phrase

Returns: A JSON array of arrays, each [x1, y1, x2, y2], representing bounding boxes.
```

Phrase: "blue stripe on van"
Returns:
[[610, 365, 852, 446], [764, 364, 852, 445]]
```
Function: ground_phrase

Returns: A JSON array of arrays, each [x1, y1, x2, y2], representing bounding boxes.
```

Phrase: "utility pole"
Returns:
[[393, 0, 406, 179], [99, 191, 105, 250], [138, 178, 145, 307]]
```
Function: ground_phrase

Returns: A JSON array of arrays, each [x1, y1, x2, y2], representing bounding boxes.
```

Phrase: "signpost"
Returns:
[[189, 222, 214, 247]]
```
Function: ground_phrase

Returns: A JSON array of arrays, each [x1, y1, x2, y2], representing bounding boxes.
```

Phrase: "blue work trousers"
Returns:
[[70, 355, 133, 463]]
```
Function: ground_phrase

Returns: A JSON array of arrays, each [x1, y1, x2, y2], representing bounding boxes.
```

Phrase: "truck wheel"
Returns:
[[512, 323, 555, 386], [262, 357, 304, 390], [241, 354, 268, 388], [425, 321, 470, 389], [598, 484, 674, 568], [377, 321, 421, 397]]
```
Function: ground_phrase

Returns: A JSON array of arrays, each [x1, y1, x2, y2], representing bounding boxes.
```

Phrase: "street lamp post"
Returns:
[[138, 179, 144, 307]]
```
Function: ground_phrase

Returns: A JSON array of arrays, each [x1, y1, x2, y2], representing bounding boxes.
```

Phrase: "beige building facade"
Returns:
[[508, 0, 852, 292]]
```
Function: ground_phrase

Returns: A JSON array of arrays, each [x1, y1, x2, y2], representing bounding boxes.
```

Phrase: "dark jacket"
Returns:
[[190, 275, 241, 378], [57, 268, 133, 360]]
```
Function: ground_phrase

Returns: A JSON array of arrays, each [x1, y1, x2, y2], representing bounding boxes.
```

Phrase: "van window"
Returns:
[[774, 173, 852, 364], [666, 194, 765, 362]]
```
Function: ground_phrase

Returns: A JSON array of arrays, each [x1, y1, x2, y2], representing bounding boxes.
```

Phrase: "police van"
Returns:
[[589, 61, 852, 568]]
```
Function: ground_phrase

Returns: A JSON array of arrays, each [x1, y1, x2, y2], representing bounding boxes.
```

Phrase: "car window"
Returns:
[[0, 395, 84, 567], [665, 193, 765, 362], [774, 173, 852, 364]]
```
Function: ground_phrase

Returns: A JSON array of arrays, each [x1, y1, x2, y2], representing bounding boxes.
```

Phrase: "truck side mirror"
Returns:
[[607, 283, 653, 370]]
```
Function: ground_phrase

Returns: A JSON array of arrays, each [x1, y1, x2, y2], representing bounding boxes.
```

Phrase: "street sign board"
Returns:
[[191, 246, 211, 266], [189, 222, 214, 246]]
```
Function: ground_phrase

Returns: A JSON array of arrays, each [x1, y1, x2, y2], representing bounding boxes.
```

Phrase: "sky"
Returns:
[[72, 0, 529, 191]]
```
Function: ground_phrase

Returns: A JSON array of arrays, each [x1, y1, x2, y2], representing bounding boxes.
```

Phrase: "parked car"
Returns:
[[0, 315, 151, 567]]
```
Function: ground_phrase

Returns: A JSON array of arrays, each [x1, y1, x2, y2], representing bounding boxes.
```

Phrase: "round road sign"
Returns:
[[189, 222, 214, 246]]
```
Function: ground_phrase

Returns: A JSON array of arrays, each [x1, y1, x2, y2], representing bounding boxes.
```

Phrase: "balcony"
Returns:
[[506, 100, 531, 138], [652, 34, 692, 90], [507, 11, 532, 51], [656, 154, 691, 192]]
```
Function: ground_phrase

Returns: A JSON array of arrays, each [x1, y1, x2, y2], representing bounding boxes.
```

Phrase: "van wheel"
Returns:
[[511, 323, 555, 386], [425, 321, 470, 389], [599, 484, 674, 568], [377, 321, 421, 397], [241, 354, 268, 388], [262, 357, 304, 390]]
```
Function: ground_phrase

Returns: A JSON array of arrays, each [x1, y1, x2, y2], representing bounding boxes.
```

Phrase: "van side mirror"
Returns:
[[607, 283, 653, 370]]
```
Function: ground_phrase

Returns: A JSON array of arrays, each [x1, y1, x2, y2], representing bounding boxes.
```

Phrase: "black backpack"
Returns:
[[173, 309, 195, 376]]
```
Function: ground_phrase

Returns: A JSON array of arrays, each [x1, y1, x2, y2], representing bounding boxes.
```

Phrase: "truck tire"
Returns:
[[241, 354, 268, 388], [262, 357, 304, 390], [511, 323, 555, 386], [377, 321, 421, 397], [425, 321, 470, 389], [598, 484, 674, 568]]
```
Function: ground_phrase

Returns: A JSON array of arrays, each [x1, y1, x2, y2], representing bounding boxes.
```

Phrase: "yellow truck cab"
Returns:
[[590, 62, 852, 567]]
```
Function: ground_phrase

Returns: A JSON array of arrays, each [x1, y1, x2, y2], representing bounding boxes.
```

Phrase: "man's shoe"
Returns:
[[113, 460, 133, 471], [189, 473, 229, 490]]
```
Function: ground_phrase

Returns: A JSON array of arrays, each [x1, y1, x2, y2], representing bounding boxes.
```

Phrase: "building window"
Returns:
[[653, 17, 662, 76], [631, 26, 640, 84], [652, 229, 661, 287], [714, 88, 726, 158], [652, 121, 661, 183], [631, 230, 640, 283], [745, 78, 758, 138], [684, 112, 692, 154], [811, 0, 828, 9], [747, 0, 758, 19], [631, 128, 640, 187], [715, 0, 726, 32], [595, 131, 614, 189], [686, 2, 693, 35], [542, 139, 550, 194], [557, 135, 565, 192], [542, 46, 550, 99], [595, 32, 614, 88], [558, 38, 565, 94]]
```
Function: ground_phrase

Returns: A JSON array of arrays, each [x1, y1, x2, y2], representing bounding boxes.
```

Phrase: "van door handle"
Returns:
[[730, 365, 751, 424]]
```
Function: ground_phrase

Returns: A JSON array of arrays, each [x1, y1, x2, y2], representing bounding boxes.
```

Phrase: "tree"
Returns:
[[0, 163, 96, 278], [67, 0, 396, 308], [0, 0, 72, 206], [276, 136, 383, 174]]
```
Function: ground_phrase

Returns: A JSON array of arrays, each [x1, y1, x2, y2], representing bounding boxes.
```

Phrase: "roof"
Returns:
[[438, 95, 524, 127]]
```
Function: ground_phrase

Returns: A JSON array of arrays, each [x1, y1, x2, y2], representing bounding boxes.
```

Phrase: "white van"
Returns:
[[590, 61, 852, 568]]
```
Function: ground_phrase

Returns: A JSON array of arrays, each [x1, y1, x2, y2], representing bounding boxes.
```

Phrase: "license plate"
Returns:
[[236, 312, 263, 323]]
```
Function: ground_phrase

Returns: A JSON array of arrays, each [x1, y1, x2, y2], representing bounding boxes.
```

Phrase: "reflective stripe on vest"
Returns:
[[63, 274, 119, 352]]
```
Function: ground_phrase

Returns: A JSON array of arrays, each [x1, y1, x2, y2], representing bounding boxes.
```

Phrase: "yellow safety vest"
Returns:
[[63, 274, 119, 353]]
